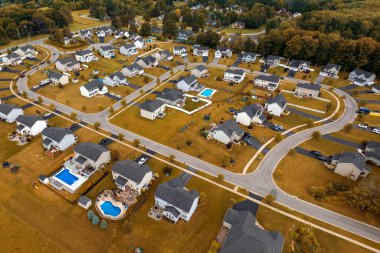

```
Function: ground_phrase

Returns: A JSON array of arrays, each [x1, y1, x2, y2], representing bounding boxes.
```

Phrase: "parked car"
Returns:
[[69, 123, 78, 130], [270, 125, 282, 131], [310, 150, 322, 157], [137, 155, 148, 165], [373, 128, 380, 134], [356, 123, 368, 129], [98, 138, 108, 145], [243, 137, 253, 145], [43, 112, 52, 118], [316, 155, 328, 162], [2, 161, 10, 168]]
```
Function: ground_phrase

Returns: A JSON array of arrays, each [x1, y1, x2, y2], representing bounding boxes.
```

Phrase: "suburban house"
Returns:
[[15, 115, 47, 136], [74, 50, 98, 63], [176, 75, 204, 92], [119, 44, 138, 56], [210, 119, 244, 145], [48, 71, 69, 86], [103, 72, 127, 87], [288, 60, 311, 72], [98, 45, 115, 58], [72, 142, 111, 170], [215, 47, 233, 58], [114, 30, 128, 39], [254, 74, 280, 91], [112, 160, 153, 194], [237, 52, 257, 63], [320, 63, 341, 79], [1, 53, 22, 65], [55, 57, 80, 72], [173, 46, 188, 57], [219, 206, 284, 253], [151, 26, 162, 35], [15, 45, 38, 58], [41, 127, 76, 151], [157, 88, 186, 107], [235, 104, 265, 126], [295, 83, 321, 98], [139, 100, 166, 120], [177, 30, 194, 42], [78, 29, 92, 40], [136, 55, 158, 69], [224, 69, 246, 83], [96, 27, 113, 37], [154, 50, 173, 61], [155, 173, 199, 223], [193, 45, 209, 57], [348, 69, 376, 86], [80, 80, 108, 97], [191, 65, 208, 78], [0, 104, 24, 123], [229, 21, 245, 29], [122, 63, 144, 77], [364, 141, 380, 166], [134, 37, 145, 49], [265, 94, 287, 116], [372, 84, 380, 94], [264, 55, 281, 67], [332, 152, 370, 181]]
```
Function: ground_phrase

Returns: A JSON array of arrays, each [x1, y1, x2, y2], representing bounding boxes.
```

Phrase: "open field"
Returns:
[[281, 91, 329, 112], [275, 143, 380, 227], [70, 10, 110, 31], [219, 26, 265, 34]]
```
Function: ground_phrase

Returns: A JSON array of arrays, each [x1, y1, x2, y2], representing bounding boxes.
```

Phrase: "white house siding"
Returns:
[[235, 112, 251, 126], [58, 134, 76, 151], [0, 109, 24, 123], [211, 130, 230, 144], [266, 104, 283, 116], [334, 163, 362, 181], [155, 196, 199, 222]]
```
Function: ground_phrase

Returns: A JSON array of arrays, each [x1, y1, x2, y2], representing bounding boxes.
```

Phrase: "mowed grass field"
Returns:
[[70, 10, 110, 31]]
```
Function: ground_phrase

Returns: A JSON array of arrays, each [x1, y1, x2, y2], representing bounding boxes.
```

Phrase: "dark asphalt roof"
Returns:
[[239, 104, 261, 118], [16, 115, 44, 128], [83, 80, 104, 92], [138, 55, 157, 65], [75, 49, 92, 56], [338, 152, 367, 172], [42, 127, 73, 143], [226, 68, 245, 76], [108, 71, 125, 80], [155, 176, 199, 213], [179, 75, 197, 85], [57, 57, 79, 66], [256, 74, 280, 83], [112, 160, 152, 184], [139, 99, 165, 112], [214, 119, 244, 137], [352, 68, 375, 79], [74, 142, 108, 162], [267, 94, 287, 108], [121, 44, 136, 50], [100, 45, 114, 51], [48, 71, 64, 80], [164, 206, 180, 218], [238, 52, 256, 58], [194, 65, 207, 72], [0, 104, 21, 115], [124, 63, 143, 72], [174, 46, 187, 51], [221, 208, 284, 253], [78, 196, 91, 206], [366, 141, 380, 149], [115, 176, 128, 187], [157, 88, 184, 102], [296, 83, 321, 91], [323, 63, 341, 72]]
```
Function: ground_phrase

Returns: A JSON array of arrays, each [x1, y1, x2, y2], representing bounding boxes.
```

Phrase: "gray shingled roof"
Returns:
[[74, 142, 108, 162], [42, 127, 73, 142], [239, 104, 261, 118], [226, 69, 245, 76], [48, 71, 64, 80], [338, 152, 367, 172], [100, 45, 114, 51], [194, 65, 207, 72], [139, 99, 165, 112], [266, 55, 281, 61], [215, 119, 244, 137], [125, 63, 143, 72], [57, 57, 78, 66], [256, 74, 280, 83], [159, 50, 172, 58], [19, 45, 35, 52], [366, 141, 380, 149], [157, 88, 184, 102], [267, 94, 287, 108], [323, 63, 341, 72], [78, 196, 91, 206], [179, 75, 197, 85], [75, 49, 92, 56], [108, 71, 125, 80], [138, 55, 157, 65], [220, 208, 284, 253], [0, 104, 21, 115], [83, 80, 104, 92], [174, 46, 187, 51], [16, 115, 44, 128], [239, 52, 256, 58], [155, 177, 199, 213], [296, 83, 321, 91], [112, 160, 152, 184], [352, 68, 374, 79], [121, 44, 135, 50]]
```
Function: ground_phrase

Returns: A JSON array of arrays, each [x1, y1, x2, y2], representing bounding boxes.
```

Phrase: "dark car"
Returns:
[[69, 123, 78, 130], [98, 138, 108, 145], [271, 125, 282, 131], [243, 137, 253, 145], [310, 150, 322, 157], [316, 155, 328, 162], [243, 132, 252, 138], [2, 161, 10, 168]]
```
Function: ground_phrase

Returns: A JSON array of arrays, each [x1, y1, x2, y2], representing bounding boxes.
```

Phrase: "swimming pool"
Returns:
[[100, 201, 122, 217], [198, 88, 216, 98], [55, 168, 79, 186]]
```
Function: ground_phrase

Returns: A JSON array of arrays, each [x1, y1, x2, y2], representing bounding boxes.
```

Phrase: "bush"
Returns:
[[288, 148, 296, 156], [118, 133, 124, 140], [344, 123, 353, 133], [94, 122, 101, 130], [275, 133, 283, 142], [311, 131, 321, 141], [92, 215, 100, 225], [100, 220, 108, 230], [162, 166, 173, 176], [133, 139, 140, 147], [217, 174, 224, 181], [228, 198, 236, 206], [185, 140, 192, 146], [87, 210, 94, 220]]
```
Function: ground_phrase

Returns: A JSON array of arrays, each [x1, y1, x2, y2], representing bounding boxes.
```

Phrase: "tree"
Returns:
[[100, 220, 108, 229], [163, 166, 173, 176], [217, 174, 224, 181], [325, 102, 332, 112], [92, 215, 100, 225], [37, 96, 43, 104], [70, 112, 77, 120], [344, 123, 353, 133], [109, 106, 114, 114], [111, 149, 120, 161], [162, 19, 178, 39], [98, 104, 104, 111], [288, 148, 296, 156], [87, 210, 94, 220], [169, 154, 175, 162], [121, 220, 131, 233], [129, 22, 138, 33], [0, 27, 10, 45], [263, 194, 274, 205], [307, 120, 314, 128], [311, 131, 321, 141], [199, 191, 207, 207], [60, 6, 73, 24], [290, 225, 320, 253], [112, 17, 123, 29], [275, 133, 283, 142], [139, 22, 151, 37], [228, 198, 236, 206], [133, 139, 140, 147], [185, 140, 192, 146], [94, 122, 101, 130], [118, 133, 124, 140]]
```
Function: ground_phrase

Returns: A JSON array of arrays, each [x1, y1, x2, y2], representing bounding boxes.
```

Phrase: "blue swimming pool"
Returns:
[[55, 168, 79, 185], [100, 201, 122, 217], [199, 88, 216, 98]]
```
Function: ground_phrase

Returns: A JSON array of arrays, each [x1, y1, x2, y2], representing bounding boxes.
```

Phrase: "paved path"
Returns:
[[12, 41, 380, 246]]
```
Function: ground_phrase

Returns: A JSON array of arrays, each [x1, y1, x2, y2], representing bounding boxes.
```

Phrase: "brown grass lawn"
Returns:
[[144, 67, 167, 77], [281, 92, 329, 112], [238, 61, 262, 71], [353, 92, 380, 101], [321, 71, 352, 88], [332, 127, 380, 144], [275, 148, 380, 227], [271, 112, 311, 130], [218, 55, 237, 67], [70, 10, 110, 31]]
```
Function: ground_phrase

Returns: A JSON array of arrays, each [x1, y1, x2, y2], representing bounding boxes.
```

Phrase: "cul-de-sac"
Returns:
[[0, 0, 379, 252]]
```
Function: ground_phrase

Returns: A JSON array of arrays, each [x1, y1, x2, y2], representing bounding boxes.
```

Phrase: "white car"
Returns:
[[373, 128, 380, 134], [138, 157, 148, 165], [356, 123, 368, 129]]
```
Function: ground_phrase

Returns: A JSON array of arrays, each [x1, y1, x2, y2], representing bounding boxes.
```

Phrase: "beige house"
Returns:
[[333, 152, 370, 181]]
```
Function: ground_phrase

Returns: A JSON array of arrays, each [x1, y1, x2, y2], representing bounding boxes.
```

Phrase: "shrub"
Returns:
[[163, 166, 173, 176], [118, 133, 124, 140], [100, 220, 108, 230], [217, 174, 224, 181], [133, 139, 140, 147], [87, 210, 94, 220], [92, 215, 100, 225], [94, 122, 101, 130], [311, 131, 321, 141]]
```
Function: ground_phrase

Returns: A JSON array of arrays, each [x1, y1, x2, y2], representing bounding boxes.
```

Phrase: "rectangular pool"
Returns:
[[55, 168, 79, 186], [198, 88, 216, 98]]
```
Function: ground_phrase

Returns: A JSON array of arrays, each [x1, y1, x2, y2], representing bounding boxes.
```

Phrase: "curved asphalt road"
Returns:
[[14, 42, 380, 245]]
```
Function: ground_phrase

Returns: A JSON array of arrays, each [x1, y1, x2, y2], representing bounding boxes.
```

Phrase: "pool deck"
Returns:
[[50, 167, 88, 193], [198, 88, 217, 98], [96, 190, 127, 220]]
